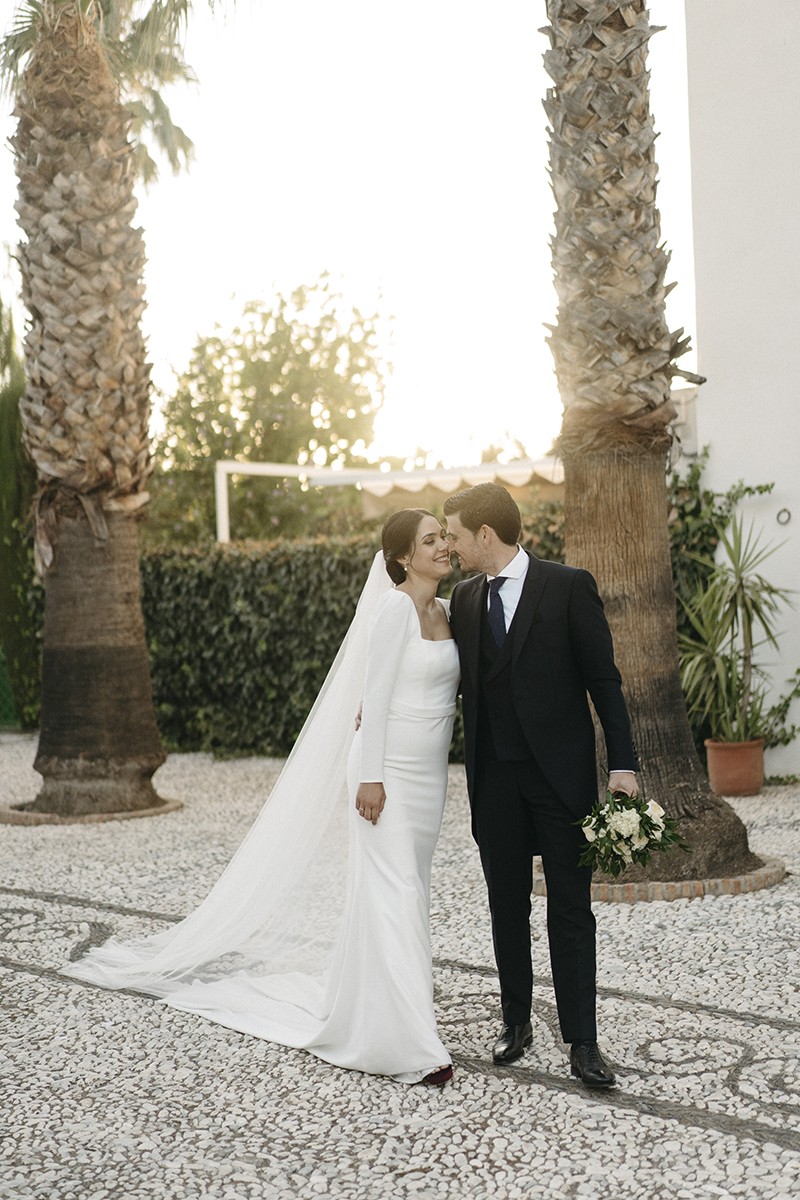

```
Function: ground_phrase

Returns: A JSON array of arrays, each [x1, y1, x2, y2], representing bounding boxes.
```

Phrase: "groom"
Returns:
[[444, 483, 638, 1089]]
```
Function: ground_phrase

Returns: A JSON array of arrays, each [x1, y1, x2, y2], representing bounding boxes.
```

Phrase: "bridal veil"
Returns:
[[64, 551, 393, 999]]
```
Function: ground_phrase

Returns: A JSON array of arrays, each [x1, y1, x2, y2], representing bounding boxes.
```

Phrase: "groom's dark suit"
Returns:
[[449, 550, 637, 1042]]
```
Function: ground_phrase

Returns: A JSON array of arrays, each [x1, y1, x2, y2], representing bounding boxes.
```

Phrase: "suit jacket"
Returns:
[[449, 552, 637, 819]]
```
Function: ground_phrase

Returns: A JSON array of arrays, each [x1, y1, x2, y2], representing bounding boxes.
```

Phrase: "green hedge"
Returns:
[[140, 507, 564, 759], [5, 461, 765, 761], [142, 537, 377, 755], [0, 307, 39, 730]]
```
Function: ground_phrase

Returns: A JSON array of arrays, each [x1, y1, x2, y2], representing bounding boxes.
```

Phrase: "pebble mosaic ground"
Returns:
[[1, 731, 798, 1200]]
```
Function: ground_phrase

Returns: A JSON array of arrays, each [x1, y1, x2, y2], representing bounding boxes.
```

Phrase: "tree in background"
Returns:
[[0, 1, 218, 815], [146, 278, 387, 545], [543, 1, 758, 880], [0, 297, 39, 727]]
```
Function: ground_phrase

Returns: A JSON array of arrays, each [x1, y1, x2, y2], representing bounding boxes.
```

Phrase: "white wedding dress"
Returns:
[[64, 561, 459, 1084]]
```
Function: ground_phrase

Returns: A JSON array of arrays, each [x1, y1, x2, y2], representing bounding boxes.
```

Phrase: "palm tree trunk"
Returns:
[[11, 6, 165, 814], [565, 449, 760, 880], [544, 0, 759, 880], [30, 509, 164, 815]]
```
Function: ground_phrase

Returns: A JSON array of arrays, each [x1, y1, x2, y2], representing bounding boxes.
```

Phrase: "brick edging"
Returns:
[[532, 857, 787, 903]]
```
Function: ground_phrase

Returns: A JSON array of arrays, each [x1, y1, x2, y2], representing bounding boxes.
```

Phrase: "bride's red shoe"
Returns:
[[419, 1065, 453, 1087]]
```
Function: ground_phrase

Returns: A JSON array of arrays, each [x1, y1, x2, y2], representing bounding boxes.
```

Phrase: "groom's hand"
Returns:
[[608, 770, 639, 798], [356, 782, 386, 824]]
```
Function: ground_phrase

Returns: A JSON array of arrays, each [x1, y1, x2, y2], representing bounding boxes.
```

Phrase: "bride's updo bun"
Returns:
[[382, 509, 436, 584], [385, 558, 408, 586]]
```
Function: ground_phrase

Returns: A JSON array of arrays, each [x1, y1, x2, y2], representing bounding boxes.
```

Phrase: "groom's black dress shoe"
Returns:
[[570, 1042, 616, 1089], [492, 1022, 533, 1065]]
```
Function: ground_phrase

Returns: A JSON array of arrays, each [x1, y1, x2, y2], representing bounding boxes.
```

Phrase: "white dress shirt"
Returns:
[[486, 544, 529, 629]]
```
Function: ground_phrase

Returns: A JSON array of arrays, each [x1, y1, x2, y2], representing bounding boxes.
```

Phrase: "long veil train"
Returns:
[[64, 552, 393, 1013]]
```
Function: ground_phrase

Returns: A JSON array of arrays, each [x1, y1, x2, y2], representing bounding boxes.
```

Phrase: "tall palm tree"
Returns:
[[0, 1, 212, 815], [543, 0, 758, 880]]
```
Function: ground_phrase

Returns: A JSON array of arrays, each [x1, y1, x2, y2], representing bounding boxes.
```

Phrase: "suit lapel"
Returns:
[[458, 574, 487, 692], [510, 553, 547, 671]]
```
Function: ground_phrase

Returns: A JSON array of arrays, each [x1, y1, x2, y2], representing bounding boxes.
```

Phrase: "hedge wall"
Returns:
[[5, 463, 759, 760], [140, 508, 564, 759], [0, 338, 39, 730], [141, 537, 378, 756]]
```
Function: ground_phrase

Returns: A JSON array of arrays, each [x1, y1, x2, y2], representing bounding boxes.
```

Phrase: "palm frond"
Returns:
[[123, 1, 192, 73], [129, 138, 159, 186], [0, 1, 45, 90], [129, 86, 194, 177], [1, 2, 226, 177]]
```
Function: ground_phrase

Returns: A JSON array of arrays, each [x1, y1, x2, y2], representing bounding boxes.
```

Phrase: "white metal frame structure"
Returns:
[[213, 458, 564, 543]]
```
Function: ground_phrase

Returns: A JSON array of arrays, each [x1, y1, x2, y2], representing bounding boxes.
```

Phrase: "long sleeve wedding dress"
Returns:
[[64, 560, 459, 1084]]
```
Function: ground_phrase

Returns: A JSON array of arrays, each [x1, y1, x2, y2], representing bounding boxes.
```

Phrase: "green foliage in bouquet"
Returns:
[[578, 790, 688, 878]]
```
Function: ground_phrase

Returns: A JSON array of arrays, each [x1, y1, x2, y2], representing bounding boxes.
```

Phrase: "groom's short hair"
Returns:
[[444, 483, 521, 546]]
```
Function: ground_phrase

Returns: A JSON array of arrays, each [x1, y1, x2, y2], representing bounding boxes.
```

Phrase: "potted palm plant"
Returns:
[[679, 517, 800, 795]]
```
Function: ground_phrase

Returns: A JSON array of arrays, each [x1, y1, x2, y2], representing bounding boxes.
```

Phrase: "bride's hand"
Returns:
[[356, 782, 385, 825]]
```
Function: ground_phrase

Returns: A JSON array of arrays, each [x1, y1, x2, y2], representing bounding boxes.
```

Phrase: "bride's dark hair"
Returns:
[[382, 509, 437, 584]]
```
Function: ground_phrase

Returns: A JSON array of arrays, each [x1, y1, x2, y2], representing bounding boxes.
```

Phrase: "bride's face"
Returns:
[[406, 516, 452, 581]]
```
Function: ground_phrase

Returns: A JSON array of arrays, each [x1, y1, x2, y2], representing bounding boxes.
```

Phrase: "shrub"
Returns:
[[141, 537, 377, 755], [0, 301, 40, 730]]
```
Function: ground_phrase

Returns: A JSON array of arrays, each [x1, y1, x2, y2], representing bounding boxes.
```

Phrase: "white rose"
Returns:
[[646, 800, 665, 828], [583, 825, 597, 843], [632, 834, 649, 851], [608, 810, 640, 839]]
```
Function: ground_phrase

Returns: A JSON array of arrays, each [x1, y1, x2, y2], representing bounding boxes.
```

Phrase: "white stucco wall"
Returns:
[[684, 0, 800, 774]]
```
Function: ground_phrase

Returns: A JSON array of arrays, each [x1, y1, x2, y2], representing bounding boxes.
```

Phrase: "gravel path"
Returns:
[[1, 732, 798, 1199]]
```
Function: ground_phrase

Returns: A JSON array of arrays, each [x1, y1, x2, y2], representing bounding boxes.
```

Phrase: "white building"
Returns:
[[684, 0, 800, 774]]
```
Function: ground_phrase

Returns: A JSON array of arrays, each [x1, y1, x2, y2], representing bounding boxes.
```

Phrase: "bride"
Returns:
[[65, 509, 459, 1086]]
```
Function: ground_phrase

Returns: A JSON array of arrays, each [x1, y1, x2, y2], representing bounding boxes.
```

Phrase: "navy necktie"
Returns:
[[488, 576, 508, 648]]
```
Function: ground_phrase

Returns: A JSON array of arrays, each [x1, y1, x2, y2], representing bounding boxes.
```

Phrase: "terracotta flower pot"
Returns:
[[704, 738, 765, 796]]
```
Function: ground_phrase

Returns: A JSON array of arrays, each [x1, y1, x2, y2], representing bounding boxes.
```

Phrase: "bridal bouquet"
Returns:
[[578, 790, 686, 878]]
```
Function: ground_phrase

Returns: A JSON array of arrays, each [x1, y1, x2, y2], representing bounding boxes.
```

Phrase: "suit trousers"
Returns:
[[471, 756, 597, 1043]]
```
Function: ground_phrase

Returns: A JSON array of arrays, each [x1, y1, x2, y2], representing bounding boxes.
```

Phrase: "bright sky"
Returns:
[[0, 0, 694, 467]]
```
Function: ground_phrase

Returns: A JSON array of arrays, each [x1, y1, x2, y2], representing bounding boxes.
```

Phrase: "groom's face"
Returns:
[[445, 513, 485, 573]]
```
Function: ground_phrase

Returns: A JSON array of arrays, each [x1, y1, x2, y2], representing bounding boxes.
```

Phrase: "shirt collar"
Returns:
[[487, 545, 527, 581]]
